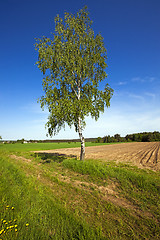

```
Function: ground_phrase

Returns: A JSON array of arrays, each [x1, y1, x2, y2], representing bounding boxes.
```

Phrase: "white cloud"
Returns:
[[117, 81, 127, 85], [128, 93, 144, 101], [131, 77, 144, 82], [145, 92, 156, 99], [131, 76, 156, 83]]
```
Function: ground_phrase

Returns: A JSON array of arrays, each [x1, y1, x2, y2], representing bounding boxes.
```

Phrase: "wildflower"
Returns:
[[14, 225, 18, 228], [3, 220, 6, 223], [15, 229, 18, 232], [26, 223, 29, 227], [11, 207, 14, 210], [0, 229, 4, 235]]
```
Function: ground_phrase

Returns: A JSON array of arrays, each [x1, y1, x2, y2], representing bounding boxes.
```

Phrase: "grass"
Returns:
[[0, 141, 125, 152], [0, 153, 104, 239], [0, 142, 160, 239], [62, 159, 160, 213]]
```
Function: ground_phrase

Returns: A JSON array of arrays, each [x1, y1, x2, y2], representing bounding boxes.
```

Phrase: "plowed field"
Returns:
[[36, 142, 160, 170]]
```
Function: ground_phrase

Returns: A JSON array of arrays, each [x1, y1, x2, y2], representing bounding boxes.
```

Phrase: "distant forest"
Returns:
[[1, 131, 160, 144], [98, 131, 160, 143]]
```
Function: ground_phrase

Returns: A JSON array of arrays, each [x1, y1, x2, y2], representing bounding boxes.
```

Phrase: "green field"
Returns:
[[0, 141, 118, 152], [0, 142, 160, 239]]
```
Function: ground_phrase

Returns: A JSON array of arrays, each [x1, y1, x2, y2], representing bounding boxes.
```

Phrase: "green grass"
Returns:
[[0, 154, 104, 239], [62, 159, 160, 213], [0, 142, 80, 152], [0, 143, 160, 239], [0, 141, 124, 152]]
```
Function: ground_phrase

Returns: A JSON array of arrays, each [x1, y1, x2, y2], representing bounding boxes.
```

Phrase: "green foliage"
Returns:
[[102, 131, 160, 143], [35, 6, 113, 137], [16, 139, 25, 144], [96, 137, 102, 143], [125, 131, 160, 142]]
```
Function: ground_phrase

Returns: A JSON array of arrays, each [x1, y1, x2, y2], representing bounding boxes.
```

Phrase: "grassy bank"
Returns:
[[0, 143, 160, 239]]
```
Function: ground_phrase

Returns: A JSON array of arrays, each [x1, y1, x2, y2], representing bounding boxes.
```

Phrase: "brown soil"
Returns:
[[35, 142, 160, 171], [10, 154, 31, 163]]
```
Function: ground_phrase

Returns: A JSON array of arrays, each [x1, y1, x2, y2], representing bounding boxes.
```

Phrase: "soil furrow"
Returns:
[[145, 144, 158, 164], [35, 142, 160, 170], [139, 143, 157, 164], [153, 142, 160, 164]]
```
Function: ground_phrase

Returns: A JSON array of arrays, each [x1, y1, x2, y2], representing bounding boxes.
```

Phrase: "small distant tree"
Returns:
[[96, 137, 102, 143], [103, 135, 108, 143], [35, 6, 113, 160], [153, 131, 160, 141], [107, 135, 111, 143], [17, 138, 25, 144], [114, 134, 121, 142]]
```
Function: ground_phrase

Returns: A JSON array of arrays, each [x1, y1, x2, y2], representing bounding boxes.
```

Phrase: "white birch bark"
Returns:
[[78, 116, 85, 160], [77, 79, 85, 160]]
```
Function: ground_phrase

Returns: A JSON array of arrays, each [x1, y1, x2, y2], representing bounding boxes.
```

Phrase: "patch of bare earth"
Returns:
[[35, 142, 160, 170], [10, 154, 31, 163]]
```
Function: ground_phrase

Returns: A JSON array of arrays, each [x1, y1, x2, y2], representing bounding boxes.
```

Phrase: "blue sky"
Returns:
[[0, 0, 160, 140]]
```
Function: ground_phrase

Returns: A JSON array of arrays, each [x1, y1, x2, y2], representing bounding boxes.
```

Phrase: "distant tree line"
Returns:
[[97, 131, 160, 143], [1, 131, 160, 144], [1, 138, 98, 144]]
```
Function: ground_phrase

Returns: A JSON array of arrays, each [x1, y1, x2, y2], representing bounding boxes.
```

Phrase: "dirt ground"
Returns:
[[35, 142, 160, 171]]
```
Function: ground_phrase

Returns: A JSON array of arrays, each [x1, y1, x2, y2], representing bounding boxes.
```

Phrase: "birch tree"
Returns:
[[35, 6, 113, 160]]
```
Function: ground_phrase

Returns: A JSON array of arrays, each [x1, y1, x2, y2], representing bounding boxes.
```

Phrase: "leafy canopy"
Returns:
[[35, 6, 113, 136]]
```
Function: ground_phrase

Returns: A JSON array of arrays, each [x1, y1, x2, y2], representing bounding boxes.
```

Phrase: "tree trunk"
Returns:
[[78, 117, 85, 160], [77, 79, 85, 160], [80, 136, 85, 161]]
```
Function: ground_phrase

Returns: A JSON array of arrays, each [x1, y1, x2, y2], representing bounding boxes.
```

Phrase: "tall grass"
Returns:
[[0, 154, 105, 239], [62, 159, 160, 212]]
